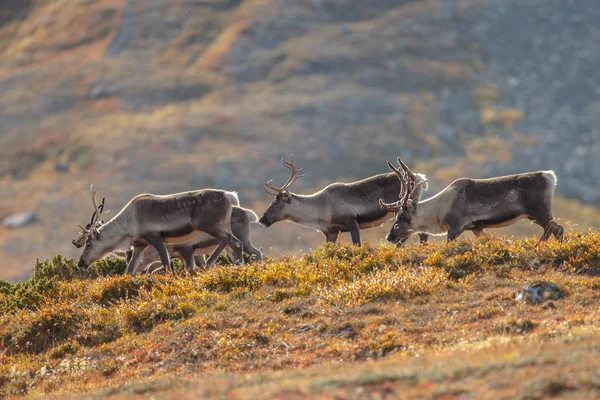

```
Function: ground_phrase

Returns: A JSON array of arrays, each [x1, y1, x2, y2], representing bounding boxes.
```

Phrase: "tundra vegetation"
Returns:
[[1, 232, 600, 398]]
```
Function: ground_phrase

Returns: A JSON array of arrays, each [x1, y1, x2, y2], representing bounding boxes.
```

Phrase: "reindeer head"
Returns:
[[77, 185, 111, 269], [259, 155, 305, 227], [380, 157, 427, 243]]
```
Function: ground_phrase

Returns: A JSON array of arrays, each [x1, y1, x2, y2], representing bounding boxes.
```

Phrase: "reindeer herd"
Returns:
[[74, 156, 564, 273]]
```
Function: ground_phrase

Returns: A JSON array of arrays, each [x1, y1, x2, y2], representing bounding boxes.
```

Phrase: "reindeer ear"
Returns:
[[92, 227, 100, 239]]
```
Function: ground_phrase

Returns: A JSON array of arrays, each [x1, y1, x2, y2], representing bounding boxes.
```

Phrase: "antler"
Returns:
[[88, 196, 106, 226], [381, 157, 420, 211], [264, 154, 305, 195], [85, 184, 109, 237], [379, 198, 401, 212]]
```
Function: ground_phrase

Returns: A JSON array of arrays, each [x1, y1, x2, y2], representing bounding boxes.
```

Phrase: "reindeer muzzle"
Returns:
[[258, 216, 272, 227], [77, 259, 89, 270], [386, 232, 402, 244], [385, 232, 395, 243]]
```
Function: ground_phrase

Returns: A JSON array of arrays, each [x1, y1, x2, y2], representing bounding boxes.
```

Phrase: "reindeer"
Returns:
[[76, 185, 244, 271], [380, 157, 564, 244], [127, 206, 263, 273], [259, 155, 429, 245], [72, 204, 262, 273]]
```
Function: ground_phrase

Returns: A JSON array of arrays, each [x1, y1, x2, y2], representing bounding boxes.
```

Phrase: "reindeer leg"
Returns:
[[347, 219, 361, 245], [175, 245, 195, 272], [447, 227, 464, 242], [205, 241, 228, 267], [551, 220, 564, 242], [225, 246, 239, 263], [472, 228, 484, 238], [146, 261, 164, 274], [194, 254, 207, 269], [323, 231, 339, 244], [538, 220, 564, 243], [203, 227, 237, 267], [126, 244, 147, 274], [528, 212, 558, 243], [229, 235, 244, 264], [143, 233, 171, 273], [242, 239, 263, 263]]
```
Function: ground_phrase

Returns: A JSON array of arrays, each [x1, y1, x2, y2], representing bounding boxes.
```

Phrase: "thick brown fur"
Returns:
[[77, 189, 243, 271], [386, 171, 564, 243], [260, 172, 429, 245]]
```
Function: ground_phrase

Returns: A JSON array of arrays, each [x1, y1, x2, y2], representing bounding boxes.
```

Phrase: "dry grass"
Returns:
[[0, 233, 599, 398]]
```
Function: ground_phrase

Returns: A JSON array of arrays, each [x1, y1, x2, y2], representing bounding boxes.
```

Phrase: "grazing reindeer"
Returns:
[[259, 156, 429, 245], [72, 199, 262, 273], [380, 157, 564, 243], [77, 185, 244, 270], [129, 206, 263, 273]]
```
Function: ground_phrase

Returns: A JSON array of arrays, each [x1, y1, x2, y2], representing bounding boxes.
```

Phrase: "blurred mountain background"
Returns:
[[1, 0, 599, 282]]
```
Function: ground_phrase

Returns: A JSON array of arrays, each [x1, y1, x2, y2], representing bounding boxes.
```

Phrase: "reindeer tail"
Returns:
[[224, 191, 240, 206], [243, 208, 259, 223]]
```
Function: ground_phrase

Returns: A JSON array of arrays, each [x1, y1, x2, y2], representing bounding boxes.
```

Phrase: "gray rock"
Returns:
[[89, 81, 120, 99], [4, 211, 37, 229], [516, 281, 564, 304], [54, 161, 69, 173]]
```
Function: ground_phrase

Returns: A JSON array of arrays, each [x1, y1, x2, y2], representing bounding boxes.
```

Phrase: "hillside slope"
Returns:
[[0, 0, 599, 281], [1, 234, 599, 398]]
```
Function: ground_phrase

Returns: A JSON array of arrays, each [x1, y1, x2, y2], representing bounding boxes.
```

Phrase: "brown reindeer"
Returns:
[[381, 157, 564, 243], [77, 185, 244, 270], [72, 203, 263, 273], [127, 206, 263, 273], [259, 155, 429, 245]]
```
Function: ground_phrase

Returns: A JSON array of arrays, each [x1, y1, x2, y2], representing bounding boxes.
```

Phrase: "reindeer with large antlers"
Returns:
[[259, 155, 429, 245], [381, 157, 564, 243], [76, 185, 244, 271]]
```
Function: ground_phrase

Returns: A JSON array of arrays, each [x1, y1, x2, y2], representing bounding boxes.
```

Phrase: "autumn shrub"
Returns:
[[0, 277, 61, 314], [121, 295, 197, 333], [47, 340, 80, 359], [538, 231, 600, 273], [2, 305, 82, 354], [31, 255, 126, 282], [494, 318, 535, 335], [322, 265, 448, 306], [87, 275, 161, 305]]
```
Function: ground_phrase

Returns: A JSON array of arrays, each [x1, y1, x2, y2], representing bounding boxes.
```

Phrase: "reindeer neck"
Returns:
[[97, 209, 133, 249], [287, 193, 329, 231], [412, 190, 446, 235]]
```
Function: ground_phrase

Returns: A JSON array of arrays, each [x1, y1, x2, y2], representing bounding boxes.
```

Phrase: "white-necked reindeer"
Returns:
[[72, 201, 263, 273], [259, 155, 429, 245], [380, 157, 564, 243], [77, 185, 244, 271]]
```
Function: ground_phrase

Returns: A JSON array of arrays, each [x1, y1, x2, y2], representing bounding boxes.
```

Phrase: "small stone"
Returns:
[[54, 161, 69, 173], [4, 211, 37, 229], [516, 281, 564, 304]]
